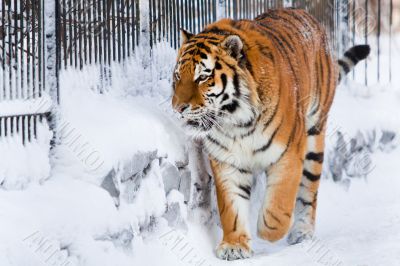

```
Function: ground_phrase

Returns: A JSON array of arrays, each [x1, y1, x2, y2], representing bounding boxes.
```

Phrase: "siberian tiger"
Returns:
[[171, 8, 370, 260]]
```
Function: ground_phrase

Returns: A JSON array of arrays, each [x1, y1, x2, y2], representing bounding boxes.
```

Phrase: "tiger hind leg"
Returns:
[[287, 127, 325, 245]]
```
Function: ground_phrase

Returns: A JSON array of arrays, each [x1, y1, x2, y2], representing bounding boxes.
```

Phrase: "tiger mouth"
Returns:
[[186, 119, 213, 131], [183, 110, 218, 132]]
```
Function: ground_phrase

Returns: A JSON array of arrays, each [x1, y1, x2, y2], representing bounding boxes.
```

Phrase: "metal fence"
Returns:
[[0, 0, 397, 145], [0, 0, 49, 144]]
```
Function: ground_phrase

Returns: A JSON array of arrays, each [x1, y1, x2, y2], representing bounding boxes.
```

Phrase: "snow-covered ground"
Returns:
[[0, 37, 399, 266]]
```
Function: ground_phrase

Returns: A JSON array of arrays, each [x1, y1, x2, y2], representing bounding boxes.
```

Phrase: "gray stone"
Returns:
[[120, 150, 158, 182], [121, 178, 143, 204], [100, 168, 120, 206], [178, 168, 191, 203], [163, 202, 188, 231], [161, 162, 181, 194], [379, 130, 397, 152], [95, 228, 134, 249]]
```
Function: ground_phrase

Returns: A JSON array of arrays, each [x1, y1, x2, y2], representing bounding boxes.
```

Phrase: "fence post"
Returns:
[[139, 0, 151, 69], [44, 0, 60, 147], [216, 0, 226, 20]]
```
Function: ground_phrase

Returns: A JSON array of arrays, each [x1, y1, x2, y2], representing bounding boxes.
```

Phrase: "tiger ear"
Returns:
[[221, 35, 243, 60], [180, 29, 193, 45]]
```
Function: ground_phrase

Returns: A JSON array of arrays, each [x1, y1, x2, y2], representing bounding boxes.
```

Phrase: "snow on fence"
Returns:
[[0, 0, 396, 145]]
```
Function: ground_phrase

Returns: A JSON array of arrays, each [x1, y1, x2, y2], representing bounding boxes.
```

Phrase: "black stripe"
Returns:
[[263, 214, 277, 230], [236, 119, 253, 128], [233, 72, 241, 97], [181, 47, 197, 57], [310, 57, 323, 116], [307, 126, 321, 136], [322, 46, 333, 109], [207, 73, 227, 98], [254, 120, 282, 154], [338, 59, 350, 73], [201, 26, 231, 36], [240, 125, 257, 138], [303, 169, 321, 182], [199, 52, 208, 59], [344, 50, 359, 65], [267, 210, 282, 225], [273, 121, 298, 165], [206, 135, 228, 151], [221, 100, 239, 113], [237, 193, 250, 200], [237, 167, 251, 174], [297, 197, 313, 207], [221, 73, 227, 90], [196, 42, 211, 53], [233, 214, 238, 231], [306, 152, 324, 163], [238, 184, 251, 197], [192, 35, 220, 41]]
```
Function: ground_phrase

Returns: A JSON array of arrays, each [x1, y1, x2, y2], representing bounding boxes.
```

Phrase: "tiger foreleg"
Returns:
[[210, 159, 253, 261], [257, 148, 304, 242]]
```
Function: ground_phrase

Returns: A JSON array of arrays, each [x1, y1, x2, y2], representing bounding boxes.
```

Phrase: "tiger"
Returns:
[[171, 8, 370, 260]]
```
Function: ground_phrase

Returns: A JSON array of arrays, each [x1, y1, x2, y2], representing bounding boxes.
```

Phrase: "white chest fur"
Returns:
[[204, 123, 285, 172]]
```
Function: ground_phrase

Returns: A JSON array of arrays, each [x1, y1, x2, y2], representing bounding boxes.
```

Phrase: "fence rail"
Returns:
[[0, 0, 397, 145]]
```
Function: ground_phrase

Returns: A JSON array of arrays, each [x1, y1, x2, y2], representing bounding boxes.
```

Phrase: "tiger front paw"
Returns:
[[216, 241, 253, 261]]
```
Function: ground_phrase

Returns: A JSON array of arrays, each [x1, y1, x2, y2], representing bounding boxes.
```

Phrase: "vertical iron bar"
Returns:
[[158, 0, 162, 41], [94, 0, 98, 63], [121, 0, 126, 60], [32, 0, 36, 98], [117, 0, 122, 61], [62, 0, 67, 67], [377, 0, 380, 82], [88, 0, 92, 64], [136, 0, 140, 47], [172, 0, 178, 49], [38, 0, 43, 96], [97, 0, 102, 65], [1, 0, 5, 99], [134, 0, 136, 50], [8, 0, 13, 100], [112, 0, 116, 62], [78, 0, 82, 69], [14, 0, 19, 99], [152, 0, 156, 46], [197, 0, 200, 33], [73, 0, 77, 68], [83, 0, 87, 65], [126, 0, 131, 55], [176, 0, 180, 45], [20, 0, 24, 98]]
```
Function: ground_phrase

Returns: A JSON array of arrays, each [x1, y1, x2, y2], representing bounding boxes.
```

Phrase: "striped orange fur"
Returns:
[[171, 8, 370, 260]]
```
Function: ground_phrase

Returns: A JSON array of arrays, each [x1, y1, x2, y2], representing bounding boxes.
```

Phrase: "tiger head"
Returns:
[[172, 29, 259, 136]]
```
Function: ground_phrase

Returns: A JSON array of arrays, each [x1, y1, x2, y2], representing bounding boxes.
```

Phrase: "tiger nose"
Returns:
[[176, 104, 190, 114]]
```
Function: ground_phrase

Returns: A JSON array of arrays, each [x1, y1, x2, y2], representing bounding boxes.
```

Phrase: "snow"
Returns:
[[0, 35, 399, 266], [0, 119, 52, 190], [0, 94, 52, 117]]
